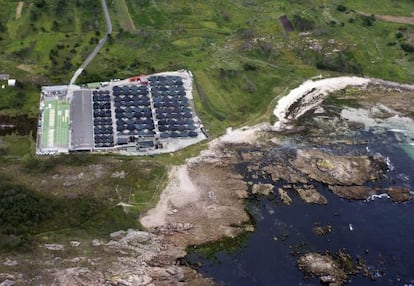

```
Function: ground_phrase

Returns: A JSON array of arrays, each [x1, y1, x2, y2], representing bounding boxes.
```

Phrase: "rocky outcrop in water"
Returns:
[[291, 149, 385, 185], [298, 253, 347, 285], [328, 185, 412, 202], [278, 188, 293, 205], [386, 186, 412, 202], [252, 184, 274, 195], [252, 147, 388, 203], [295, 185, 327, 205], [329, 186, 378, 200]]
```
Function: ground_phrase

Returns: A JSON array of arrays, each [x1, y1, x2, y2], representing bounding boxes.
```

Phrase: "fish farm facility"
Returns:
[[36, 71, 207, 155]]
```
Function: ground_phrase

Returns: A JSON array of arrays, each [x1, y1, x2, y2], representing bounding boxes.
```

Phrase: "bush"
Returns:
[[395, 31, 404, 39], [401, 43, 414, 53], [292, 15, 315, 31], [337, 4, 347, 12], [316, 52, 363, 74], [361, 15, 376, 26], [0, 182, 51, 235]]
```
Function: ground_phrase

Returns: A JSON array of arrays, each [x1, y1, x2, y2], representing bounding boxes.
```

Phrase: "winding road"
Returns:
[[69, 0, 112, 86]]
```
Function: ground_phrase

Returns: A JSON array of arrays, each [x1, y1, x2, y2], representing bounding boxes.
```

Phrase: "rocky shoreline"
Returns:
[[1, 78, 413, 285]]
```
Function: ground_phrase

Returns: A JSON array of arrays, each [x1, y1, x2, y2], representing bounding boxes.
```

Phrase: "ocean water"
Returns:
[[187, 129, 414, 285]]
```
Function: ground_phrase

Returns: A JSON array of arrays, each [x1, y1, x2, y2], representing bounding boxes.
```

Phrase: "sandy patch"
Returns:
[[16, 1, 24, 19], [140, 165, 200, 228], [218, 124, 267, 145], [17, 64, 34, 73]]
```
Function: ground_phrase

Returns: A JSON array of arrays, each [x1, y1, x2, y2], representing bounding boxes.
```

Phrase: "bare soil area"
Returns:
[[16, 1, 24, 19]]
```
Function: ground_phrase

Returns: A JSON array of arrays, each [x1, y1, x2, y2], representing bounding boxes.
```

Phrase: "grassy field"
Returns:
[[40, 99, 69, 149], [0, 0, 413, 249]]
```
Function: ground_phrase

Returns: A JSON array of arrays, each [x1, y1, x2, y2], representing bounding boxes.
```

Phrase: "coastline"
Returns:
[[139, 76, 414, 285]]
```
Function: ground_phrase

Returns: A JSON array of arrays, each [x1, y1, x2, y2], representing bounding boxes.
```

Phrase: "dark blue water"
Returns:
[[187, 131, 414, 285]]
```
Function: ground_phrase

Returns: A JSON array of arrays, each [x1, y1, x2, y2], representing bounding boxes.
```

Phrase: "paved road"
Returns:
[[69, 0, 112, 85]]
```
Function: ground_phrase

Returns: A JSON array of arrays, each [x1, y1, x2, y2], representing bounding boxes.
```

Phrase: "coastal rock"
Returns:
[[91, 239, 102, 247], [386, 186, 412, 203], [70, 241, 80, 247], [44, 244, 64, 251], [240, 151, 265, 161], [3, 259, 18, 267], [297, 253, 348, 286], [328, 185, 412, 202], [329, 186, 378, 200], [110, 230, 126, 240], [313, 225, 332, 236], [295, 186, 327, 205], [292, 149, 385, 185], [263, 164, 307, 183], [278, 188, 293, 205], [252, 184, 274, 195], [124, 229, 152, 243], [0, 279, 15, 286], [50, 268, 105, 286], [109, 273, 152, 286]]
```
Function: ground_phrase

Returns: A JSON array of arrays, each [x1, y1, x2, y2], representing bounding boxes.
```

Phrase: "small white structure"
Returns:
[[7, 79, 16, 87]]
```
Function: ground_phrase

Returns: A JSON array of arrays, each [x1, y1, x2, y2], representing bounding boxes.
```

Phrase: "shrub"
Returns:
[[316, 52, 363, 74], [395, 31, 404, 39], [361, 15, 376, 26], [292, 15, 315, 31], [401, 43, 414, 53], [337, 4, 347, 12]]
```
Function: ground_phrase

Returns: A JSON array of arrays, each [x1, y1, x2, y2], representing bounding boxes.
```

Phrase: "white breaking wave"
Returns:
[[366, 193, 390, 202], [385, 156, 395, 172], [273, 76, 371, 130], [272, 76, 414, 131]]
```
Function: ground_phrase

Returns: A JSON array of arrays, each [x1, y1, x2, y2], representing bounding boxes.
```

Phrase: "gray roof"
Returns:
[[70, 90, 94, 150]]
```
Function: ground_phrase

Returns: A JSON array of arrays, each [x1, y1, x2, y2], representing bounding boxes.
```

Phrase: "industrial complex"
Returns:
[[36, 70, 207, 155]]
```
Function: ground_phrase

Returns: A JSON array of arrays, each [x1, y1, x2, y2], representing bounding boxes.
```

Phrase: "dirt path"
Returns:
[[357, 11, 414, 25], [376, 14, 414, 25], [120, 0, 136, 31], [16, 1, 24, 19]]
